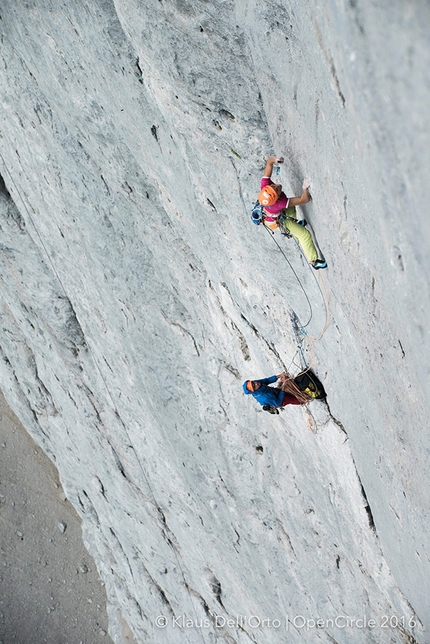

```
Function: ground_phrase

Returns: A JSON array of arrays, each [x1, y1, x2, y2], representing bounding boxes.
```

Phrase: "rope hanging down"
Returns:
[[261, 221, 331, 432], [262, 221, 331, 341], [263, 222, 313, 327], [291, 236, 331, 342]]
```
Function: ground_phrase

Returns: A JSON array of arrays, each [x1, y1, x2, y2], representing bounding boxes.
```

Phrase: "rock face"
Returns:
[[1, 1, 429, 642]]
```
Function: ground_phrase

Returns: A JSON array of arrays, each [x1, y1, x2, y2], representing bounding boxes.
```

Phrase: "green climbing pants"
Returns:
[[281, 207, 318, 263]]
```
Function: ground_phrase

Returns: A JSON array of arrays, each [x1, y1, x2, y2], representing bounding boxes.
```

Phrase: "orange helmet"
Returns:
[[258, 185, 278, 206]]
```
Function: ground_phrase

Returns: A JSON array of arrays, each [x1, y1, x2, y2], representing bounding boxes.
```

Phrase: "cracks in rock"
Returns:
[[240, 312, 284, 365], [325, 634, 340, 644], [79, 383, 103, 425], [77, 493, 86, 514], [162, 311, 200, 356], [0, 172, 11, 199], [229, 158, 247, 213], [230, 320, 250, 361], [229, 147, 242, 159], [103, 356, 114, 373], [322, 400, 348, 437], [129, 597, 149, 632], [29, 406, 48, 436], [204, 568, 225, 609], [27, 352, 59, 416], [153, 504, 183, 561], [398, 598, 423, 640], [184, 583, 241, 644], [206, 197, 217, 212], [322, 401, 377, 534], [3, 159, 93, 367], [394, 628, 420, 644], [329, 61, 346, 107], [276, 519, 295, 555], [79, 490, 100, 526], [55, 294, 87, 353], [6, 200, 26, 233], [186, 584, 210, 617], [100, 174, 110, 195], [109, 444, 131, 481], [139, 559, 175, 616], [135, 57, 144, 83], [0, 343, 56, 434], [217, 471, 236, 504], [314, 22, 346, 108], [150, 124, 159, 142], [95, 476, 107, 499], [358, 479, 376, 533], [342, 186, 348, 217], [315, 97, 320, 130], [233, 527, 241, 552], [389, 503, 402, 525], [207, 280, 252, 362], [219, 360, 240, 380], [109, 526, 134, 580]]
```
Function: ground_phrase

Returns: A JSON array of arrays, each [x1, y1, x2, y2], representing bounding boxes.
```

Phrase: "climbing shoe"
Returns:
[[312, 259, 327, 270], [299, 219, 307, 227], [262, 405, 280, 415]]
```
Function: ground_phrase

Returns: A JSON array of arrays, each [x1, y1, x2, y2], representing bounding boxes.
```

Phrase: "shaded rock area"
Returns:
[[0, 389, 120, 644], [0, 1, 429, 643]]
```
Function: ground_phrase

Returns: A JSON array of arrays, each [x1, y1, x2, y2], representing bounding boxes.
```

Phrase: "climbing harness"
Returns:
[[277, 211, 302, 239]]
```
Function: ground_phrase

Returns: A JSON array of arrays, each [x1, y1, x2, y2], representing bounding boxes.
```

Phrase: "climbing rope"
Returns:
[[262, 216, 332, 357], [261, 218, 330, 377], [260, 220, 332, 435], [262, 220, 331, 343], [292, 236, 331, 342], [263, 222, 313, 327]]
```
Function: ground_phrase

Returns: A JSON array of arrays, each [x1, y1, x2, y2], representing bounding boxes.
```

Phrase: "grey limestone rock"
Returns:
[[0, 0, 429, 643]]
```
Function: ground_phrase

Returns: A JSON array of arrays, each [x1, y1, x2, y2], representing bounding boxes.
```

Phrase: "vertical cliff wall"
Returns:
[[1, 1, 429, 642]]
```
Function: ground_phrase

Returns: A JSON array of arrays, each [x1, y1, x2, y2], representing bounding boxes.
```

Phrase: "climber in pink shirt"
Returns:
[[258, 156, 327, 269]]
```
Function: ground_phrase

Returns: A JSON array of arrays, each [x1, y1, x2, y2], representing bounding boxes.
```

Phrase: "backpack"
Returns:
[[293, 371, 326, 400]]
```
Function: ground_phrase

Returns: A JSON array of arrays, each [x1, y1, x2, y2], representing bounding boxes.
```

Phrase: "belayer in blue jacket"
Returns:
[[243, 374, 303, 408], [243, 371, 326, 410]]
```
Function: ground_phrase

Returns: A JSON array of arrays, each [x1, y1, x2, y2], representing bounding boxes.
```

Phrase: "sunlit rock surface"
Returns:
[[1, 1, 429, 642]]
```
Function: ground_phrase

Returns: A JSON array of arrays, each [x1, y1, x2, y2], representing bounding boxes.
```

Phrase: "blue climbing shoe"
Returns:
[[312, 259, 327, 270], [299, 219, 307, 227]]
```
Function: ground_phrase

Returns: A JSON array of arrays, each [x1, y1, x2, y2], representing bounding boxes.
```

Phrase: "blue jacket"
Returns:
[[243, 375, 285, 408]]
